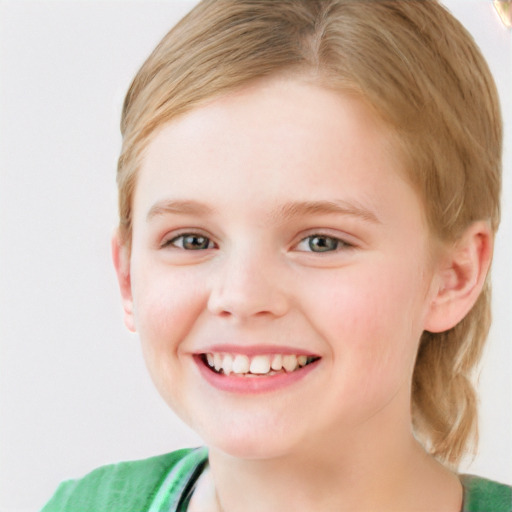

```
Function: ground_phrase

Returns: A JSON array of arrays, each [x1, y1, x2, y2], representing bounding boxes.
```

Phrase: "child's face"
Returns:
[[122, 77, 443, 458]]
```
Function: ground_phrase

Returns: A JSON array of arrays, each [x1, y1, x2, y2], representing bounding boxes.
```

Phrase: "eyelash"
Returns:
[[295, 234, 353, 253], [162, 233, 216, 251], [162, 232, 352, 253]]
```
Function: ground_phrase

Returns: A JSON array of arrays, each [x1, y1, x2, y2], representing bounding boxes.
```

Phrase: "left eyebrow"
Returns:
[[146, 199, 215, 221], [270, 200, 381, 224]]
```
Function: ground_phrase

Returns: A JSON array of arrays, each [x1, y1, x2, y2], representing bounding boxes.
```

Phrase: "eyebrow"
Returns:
[[146, 199, 215, 221], [146, 198, 380, 224], [272, 200, 381, 224]]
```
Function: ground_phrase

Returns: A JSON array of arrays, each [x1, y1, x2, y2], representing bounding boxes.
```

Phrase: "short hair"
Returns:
[[117, 0, 502, 466]]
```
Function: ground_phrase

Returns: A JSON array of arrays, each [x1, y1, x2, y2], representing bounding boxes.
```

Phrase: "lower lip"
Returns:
[[193, 355, 320, 394]]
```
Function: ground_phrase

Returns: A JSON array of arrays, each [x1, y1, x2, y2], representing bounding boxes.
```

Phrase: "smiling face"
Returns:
[[116, 76, 444, 459]]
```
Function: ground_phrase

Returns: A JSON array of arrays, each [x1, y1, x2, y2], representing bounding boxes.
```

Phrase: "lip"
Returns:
[[192, 344, 320, 357], [193, 348, 321, 394]]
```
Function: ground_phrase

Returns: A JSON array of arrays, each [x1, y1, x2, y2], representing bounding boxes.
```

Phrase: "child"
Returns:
[[42, 1, 511, 510]]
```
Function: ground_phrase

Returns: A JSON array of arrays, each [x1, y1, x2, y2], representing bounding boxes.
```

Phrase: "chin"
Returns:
[[201, 422, 301, 461]]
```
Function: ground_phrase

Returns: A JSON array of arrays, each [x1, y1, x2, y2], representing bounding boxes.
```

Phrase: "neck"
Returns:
[[202, 418, 462, 512]]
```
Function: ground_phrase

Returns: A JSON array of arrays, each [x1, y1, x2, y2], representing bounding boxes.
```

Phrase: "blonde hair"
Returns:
[[117, 0, 502, 466]]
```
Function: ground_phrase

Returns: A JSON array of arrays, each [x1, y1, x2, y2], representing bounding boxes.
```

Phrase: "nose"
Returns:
[[207, 249, 289, 321]]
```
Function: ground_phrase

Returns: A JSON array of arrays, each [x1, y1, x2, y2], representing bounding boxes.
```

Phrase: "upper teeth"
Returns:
[[204, 353, 314, 376]]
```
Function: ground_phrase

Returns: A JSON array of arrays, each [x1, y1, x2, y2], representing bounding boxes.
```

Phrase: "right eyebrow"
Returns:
[[270, 199, 381, 225], [146, 199, 215, 221]]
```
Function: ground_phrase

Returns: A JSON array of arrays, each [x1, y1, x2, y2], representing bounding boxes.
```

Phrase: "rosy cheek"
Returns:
[[321, 283, 383, 337], [135, 271, 208, 346]]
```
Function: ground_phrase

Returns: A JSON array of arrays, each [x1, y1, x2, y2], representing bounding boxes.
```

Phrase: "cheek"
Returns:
[[129, 266, 210, 420], [304, 261, 428, 373], [131, 265, 208, 362]]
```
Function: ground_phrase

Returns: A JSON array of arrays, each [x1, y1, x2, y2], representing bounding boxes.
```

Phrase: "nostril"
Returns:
[[207, 269, 289, 319]]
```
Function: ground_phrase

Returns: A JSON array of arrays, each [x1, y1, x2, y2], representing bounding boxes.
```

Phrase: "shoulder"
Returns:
[[460, 474, 512, 512], [40, 447, 208, 512]]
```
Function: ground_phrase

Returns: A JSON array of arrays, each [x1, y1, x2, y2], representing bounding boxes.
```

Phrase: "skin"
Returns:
[[113, 76, 492, 511]]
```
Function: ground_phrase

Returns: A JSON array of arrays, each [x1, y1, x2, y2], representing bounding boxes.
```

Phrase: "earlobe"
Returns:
[[111, 231, 136, 332], [424, 222, 493, 333]]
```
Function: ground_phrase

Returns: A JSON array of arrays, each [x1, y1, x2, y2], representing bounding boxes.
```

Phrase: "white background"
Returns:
[[0, 1, 510, 511]]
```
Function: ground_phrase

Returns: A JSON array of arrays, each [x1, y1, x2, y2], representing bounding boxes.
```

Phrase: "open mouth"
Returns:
[[200, 352, 320, 377]]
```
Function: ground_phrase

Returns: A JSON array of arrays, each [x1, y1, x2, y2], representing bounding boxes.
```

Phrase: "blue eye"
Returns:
[[167, 234, 214, 250], [297, 235, 349, 253]]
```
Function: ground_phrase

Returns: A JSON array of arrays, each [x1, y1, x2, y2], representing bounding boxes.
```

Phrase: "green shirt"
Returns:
[[41, 447, 512, 512]]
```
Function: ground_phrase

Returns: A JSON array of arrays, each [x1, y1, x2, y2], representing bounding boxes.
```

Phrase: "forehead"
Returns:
[[133, 76, 421, 228]]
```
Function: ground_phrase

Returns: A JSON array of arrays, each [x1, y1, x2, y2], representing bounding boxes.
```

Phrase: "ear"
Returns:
[[424, 221, 493, 333], [111, 231, 136, 332]]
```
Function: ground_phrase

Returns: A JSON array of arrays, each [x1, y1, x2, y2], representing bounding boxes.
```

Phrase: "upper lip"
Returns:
[[191, 344, 320, 357]]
